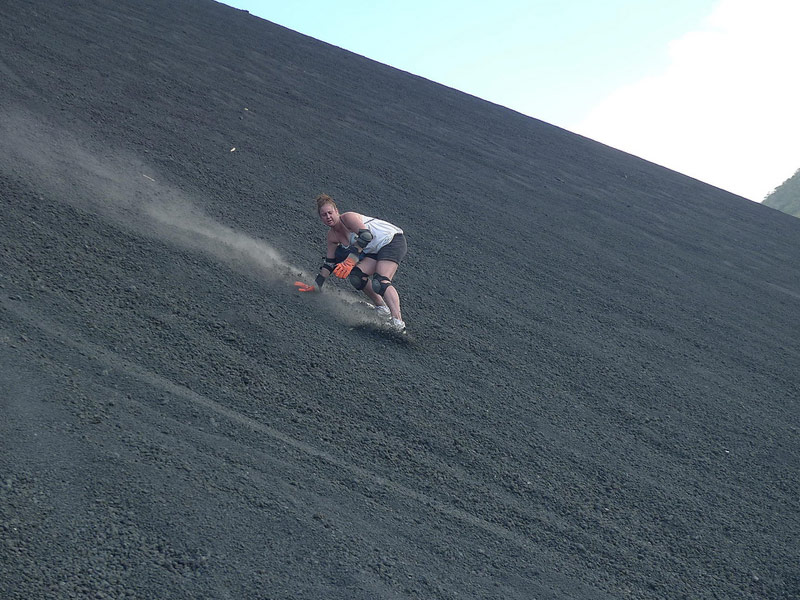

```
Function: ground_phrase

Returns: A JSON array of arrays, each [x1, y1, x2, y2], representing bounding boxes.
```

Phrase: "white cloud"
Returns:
[[572, 0, 800, 201]]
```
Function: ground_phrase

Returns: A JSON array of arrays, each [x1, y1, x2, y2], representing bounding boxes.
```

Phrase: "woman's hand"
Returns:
[[332, 254, 358, 278], [293, 281, 316, 292]]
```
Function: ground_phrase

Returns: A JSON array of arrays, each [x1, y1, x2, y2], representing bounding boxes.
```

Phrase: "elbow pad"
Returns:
[[356, 228, 373, 248]]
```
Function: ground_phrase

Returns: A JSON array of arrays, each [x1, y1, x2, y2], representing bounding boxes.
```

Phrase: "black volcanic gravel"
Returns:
[[1, 1, 799, 598]]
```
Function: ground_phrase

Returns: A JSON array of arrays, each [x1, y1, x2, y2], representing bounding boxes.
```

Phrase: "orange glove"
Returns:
[[332, 254, 358, 278], [293, 281, 316, 292]]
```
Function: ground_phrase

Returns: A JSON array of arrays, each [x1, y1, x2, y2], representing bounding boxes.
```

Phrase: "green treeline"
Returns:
[[763, 168, 800, 217]]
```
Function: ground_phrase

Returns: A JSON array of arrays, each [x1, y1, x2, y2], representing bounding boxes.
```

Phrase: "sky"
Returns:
[[220, 0, 800, 202]]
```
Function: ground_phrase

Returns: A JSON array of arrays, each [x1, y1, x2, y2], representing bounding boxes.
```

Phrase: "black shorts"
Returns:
[[365, 233, 407, 264]]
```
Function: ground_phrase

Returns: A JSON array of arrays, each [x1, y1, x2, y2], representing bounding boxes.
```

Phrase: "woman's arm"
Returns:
[[339, 212, 373, 251], [293, 232, 341, 292], [314, 233, 342, 289], [339, 212, 364, 233], [330, 215, 366, 279]]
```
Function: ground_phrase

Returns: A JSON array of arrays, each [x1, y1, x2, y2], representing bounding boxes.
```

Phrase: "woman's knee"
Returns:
[[348, 267, 369, 290], [371, 273, 394, 296]]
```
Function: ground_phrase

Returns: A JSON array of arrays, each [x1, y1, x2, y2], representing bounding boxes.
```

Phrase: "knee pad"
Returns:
[[371, 274, 392, 296], [348, 266, 368, 290]]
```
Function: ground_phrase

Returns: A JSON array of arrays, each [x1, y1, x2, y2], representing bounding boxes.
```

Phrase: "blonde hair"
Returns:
[[315, 193, 337, 214]]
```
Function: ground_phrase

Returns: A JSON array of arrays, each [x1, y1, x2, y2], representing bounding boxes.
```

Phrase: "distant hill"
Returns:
[[763, 168, 800, 217]]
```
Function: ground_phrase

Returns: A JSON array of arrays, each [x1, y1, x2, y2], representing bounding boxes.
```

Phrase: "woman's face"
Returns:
[[319, 203, 339, 227]]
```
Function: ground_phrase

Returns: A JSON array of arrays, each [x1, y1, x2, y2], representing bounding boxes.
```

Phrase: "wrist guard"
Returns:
[[320, 257, 337, 274]]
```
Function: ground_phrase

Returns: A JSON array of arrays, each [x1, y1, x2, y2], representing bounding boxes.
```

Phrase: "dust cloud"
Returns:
[[1, 107, 374, 323]]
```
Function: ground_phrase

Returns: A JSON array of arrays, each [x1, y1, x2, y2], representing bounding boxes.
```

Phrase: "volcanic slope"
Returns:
[[1, 1, 799, 599]]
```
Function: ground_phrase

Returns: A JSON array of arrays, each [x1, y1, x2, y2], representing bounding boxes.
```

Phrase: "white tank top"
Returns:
[[348, 215, 403, 254]]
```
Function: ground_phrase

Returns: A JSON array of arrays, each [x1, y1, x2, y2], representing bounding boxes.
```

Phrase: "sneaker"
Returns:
[[388, 317, 406, 332], [375, 305, 391, 318]]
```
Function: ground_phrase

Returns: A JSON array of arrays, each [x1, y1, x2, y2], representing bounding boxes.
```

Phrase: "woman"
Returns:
[[294, 194, 408, 331]]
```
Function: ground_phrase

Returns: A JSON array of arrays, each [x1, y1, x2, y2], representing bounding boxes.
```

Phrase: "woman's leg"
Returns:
[[374, 260, 401, 320], [363, 285, 385, 307], [355, 258, 385, 306]]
